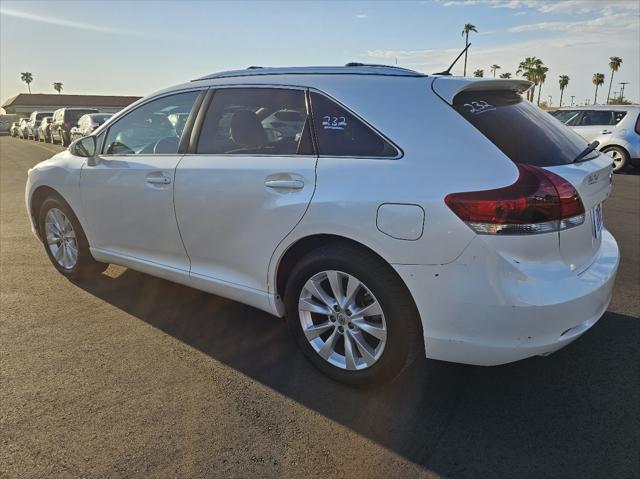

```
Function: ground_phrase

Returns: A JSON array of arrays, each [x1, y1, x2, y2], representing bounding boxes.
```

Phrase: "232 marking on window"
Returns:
[[322, 116, 348, 130], [463, 101, 496, 115]]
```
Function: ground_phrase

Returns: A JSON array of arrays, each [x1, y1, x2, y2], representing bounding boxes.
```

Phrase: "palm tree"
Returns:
[[606, 56, 622, 104], [52, 82, 63, 94], [535, 65, 548, 106], [473, 69, 484, 77], [20, 72, 33, 94], [499, 72, 512, 79], [592, 73, 605, 104], [517, 57, 543, 102], [461, 23, 477, 76], [490, 64, 501, 77], [558, 75, 570, 107]]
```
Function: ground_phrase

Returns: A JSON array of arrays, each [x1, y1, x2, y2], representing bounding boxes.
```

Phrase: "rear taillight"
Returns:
[[445, 164, 585, 235]]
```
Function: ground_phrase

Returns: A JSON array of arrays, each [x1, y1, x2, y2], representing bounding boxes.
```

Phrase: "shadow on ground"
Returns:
[[76, 268, 639, 478]]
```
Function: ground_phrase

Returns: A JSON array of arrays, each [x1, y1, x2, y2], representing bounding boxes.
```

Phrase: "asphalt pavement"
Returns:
[[1, 135, 638, 478]]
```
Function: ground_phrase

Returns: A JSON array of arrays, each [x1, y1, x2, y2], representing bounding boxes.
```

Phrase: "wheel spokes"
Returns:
[[299, 297, 333, 315], [325, 270, 345, 307], [349, 330, 377, 366], [318, 328, 339, 360], [303, 277, 336, 309], [298, 269, 387, 371], [351, 318, 387, 341], [303, 321, 333, 341]]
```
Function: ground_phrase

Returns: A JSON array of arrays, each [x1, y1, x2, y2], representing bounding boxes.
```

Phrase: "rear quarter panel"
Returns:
[[269, 76, 519, 291]]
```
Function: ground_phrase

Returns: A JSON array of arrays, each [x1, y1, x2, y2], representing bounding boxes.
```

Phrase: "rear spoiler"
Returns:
[[432, 77, 532, 105]]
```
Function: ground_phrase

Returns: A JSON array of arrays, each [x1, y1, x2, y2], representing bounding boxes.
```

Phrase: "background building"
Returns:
[[1, 93, 141, 115]]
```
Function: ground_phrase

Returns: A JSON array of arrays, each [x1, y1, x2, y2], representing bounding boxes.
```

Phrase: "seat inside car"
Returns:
[[230, 110, 267, 149]]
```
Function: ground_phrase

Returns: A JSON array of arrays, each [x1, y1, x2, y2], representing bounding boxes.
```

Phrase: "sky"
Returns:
[[1, 0, 639, 108]]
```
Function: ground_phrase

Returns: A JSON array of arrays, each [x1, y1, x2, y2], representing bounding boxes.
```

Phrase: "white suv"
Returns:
[[26, 65, 619, 386]]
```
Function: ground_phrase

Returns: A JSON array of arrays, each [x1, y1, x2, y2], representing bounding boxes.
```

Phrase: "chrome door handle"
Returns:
[[264, 179, 304, 190], [601, 130, 612, 134], [146, 176, 171, 185]]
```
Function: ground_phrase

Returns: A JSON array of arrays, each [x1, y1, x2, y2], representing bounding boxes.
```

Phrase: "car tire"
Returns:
[[38, 196, 108, 280], [603, 146, 629, 173], [284, 242, 422, 387]]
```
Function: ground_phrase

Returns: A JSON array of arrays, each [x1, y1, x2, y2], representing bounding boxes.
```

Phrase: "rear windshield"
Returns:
[[454, 90, 592, 166], [67, 109, 98, 122], [35, 112, 52, 120]]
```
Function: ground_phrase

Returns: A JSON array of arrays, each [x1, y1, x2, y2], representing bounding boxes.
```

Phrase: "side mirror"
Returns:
[[70, 135, 96, 160]]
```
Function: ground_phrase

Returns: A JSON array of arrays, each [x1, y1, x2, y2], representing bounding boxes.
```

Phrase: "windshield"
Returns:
[[454, 90, 593, 166]]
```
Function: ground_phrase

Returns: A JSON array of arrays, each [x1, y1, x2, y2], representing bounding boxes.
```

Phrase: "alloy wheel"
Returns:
[[605, 149, 624, 172], [45, 208, 78, 269], [298, 270, 387, 371]]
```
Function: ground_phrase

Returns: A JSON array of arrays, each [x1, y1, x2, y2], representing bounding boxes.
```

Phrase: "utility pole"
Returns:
[[619, 82, 629, 103], [570, 95, 575, 106]]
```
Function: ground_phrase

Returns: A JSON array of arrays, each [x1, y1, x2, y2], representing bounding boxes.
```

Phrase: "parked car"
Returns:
[[550, 105, 640, 172], [70, 113, 113, 141], [51, 108, 99, 146], [9, 121, 22, 137], [18, 118, 30, 139], [0, 114, 16, 133], [25, 66, 619, 386], [37, 117, 54, 143], [27, 111, 53, 141]]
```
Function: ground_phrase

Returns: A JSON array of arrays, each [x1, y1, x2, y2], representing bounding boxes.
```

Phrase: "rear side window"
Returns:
[[309, 92, 399, 158], [454, 90, 589, 166], [197, 88, 313, 155]]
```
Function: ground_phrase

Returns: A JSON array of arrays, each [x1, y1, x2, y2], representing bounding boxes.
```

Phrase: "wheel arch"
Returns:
[[30, 186, 73, 240], [600, 143, 630, 157], [273, 233, 422, 330]]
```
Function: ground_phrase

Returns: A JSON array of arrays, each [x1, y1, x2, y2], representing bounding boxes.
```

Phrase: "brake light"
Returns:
[[445, 164, 585, 235]]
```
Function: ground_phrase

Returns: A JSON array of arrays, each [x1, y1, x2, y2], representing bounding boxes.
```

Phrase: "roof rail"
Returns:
[[192, 65, 424, 82], [344, 62, 419, 73]]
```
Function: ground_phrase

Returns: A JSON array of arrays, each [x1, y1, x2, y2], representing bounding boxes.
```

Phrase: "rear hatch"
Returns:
[[434, 77, 613, 273]]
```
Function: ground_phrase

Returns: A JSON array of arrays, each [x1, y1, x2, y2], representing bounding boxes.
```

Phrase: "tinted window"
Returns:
[[309, 92, 398, 157], [454, 90, 590, 166], [197, 88, 312, 155], [612, 111, 627, 124], [103, 91, 199, 155], [66, 109, 98, 124], [35, 112, 51, 120], [578, 110, 614, 126], [552, 110, 580, 125]]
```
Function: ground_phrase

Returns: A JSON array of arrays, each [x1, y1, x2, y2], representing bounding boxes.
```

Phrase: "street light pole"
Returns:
[[619, 82, 629, 103]]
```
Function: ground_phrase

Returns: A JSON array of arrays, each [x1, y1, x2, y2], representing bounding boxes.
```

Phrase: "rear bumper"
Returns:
[[394, 229, 619, 366]]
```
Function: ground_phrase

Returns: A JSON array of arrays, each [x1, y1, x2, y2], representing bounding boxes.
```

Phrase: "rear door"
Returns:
[[174, 86, 317, 294], [572, 110, 615, 142]]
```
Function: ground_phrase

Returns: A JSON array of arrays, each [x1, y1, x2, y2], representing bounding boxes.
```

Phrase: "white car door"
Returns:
[[572, 110, 614, 142], [80, 90, 202, 276], [174, 87, 316, 306]]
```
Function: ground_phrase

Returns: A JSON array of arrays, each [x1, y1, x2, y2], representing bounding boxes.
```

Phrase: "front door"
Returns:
[[80, 90, 201, 273], [174, 87, 316, 295]]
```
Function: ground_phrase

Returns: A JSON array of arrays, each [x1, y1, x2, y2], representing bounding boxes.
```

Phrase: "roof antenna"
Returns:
[[432, 43, 471, 76]]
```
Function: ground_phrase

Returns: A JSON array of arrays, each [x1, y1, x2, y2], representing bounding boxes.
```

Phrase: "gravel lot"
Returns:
[[1, 135, 638, 478]]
